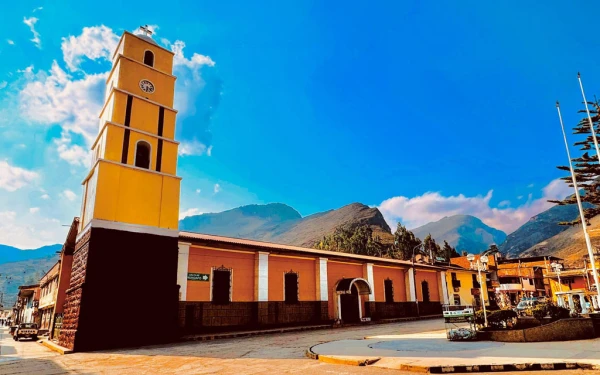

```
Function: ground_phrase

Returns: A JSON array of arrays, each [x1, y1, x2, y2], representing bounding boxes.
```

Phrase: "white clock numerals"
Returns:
[[139, 79, 155, 94]]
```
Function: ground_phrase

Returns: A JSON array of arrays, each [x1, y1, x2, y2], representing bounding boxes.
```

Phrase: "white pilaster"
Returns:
[[257, 252, 269, 301], [366, 263, 375, 301], [440, 271, 449, 305], [318, 257, 328, 301], [177, 242, 190, 301], [408, 268, 416, 302]]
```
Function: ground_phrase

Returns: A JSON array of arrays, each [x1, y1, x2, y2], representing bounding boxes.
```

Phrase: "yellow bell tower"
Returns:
[[59, 27, 181, 352], [80, 28, 180, 231]]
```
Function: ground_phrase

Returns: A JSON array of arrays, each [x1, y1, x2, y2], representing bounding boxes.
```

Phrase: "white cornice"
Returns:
[[98, 87, 178, 120], [81, 158, 181, 185], [90, 120, 180, 151]]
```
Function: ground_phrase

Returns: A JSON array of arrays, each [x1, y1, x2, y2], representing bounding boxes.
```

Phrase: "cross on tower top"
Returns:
[[139, 25, 153, 36]]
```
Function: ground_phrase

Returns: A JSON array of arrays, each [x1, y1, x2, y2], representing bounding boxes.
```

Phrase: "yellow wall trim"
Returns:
[[91, 121, 180, 151], [329, 260, 363, 266], [189, 245, 255, 255], [374, 264, 408, 271], [270, 254, 317, 261], [81, 158, 182, 185], [111, 31, 175, 62]]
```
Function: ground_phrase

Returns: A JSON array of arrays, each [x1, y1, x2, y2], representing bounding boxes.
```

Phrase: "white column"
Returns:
[[568, 295, 575, 312], [177, 242, 190, 301], [408, 268, 416, 302], [318, 258, 328, 301], [366, 263, 375, 301], [579, 293, 589, 314], [257, 252, 269, 301], [440, 271, 449, 305]]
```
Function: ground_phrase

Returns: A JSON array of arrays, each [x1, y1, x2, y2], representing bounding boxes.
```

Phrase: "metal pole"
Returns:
[[577, 73, 600, 160], [556, 102, 600, 306], [478, 261, 488, 327]]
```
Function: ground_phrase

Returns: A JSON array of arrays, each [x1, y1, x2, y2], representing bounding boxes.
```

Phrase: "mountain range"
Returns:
[[411, 215, 507, 253], [180, 202, 393, 247]]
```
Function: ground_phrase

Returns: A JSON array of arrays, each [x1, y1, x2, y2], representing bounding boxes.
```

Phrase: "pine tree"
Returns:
[[391, 223, 422, 260], [551, 101, 600, 224], [442, 240, 460, 260]]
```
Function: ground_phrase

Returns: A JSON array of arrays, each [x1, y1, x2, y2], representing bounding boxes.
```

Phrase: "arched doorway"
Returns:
[[335, 278, 372, 323], [340, 284, 360, 323]]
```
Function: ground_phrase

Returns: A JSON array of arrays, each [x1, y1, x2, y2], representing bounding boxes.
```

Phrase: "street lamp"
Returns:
[[467, 253, 488, 327], [551, 262, 563, 292]]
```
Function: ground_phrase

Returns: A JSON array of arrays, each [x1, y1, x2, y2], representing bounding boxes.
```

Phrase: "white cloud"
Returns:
[[179, 208, 203, 220], [55, 132, 91, 166], [179, 140, 211, 156], [61, 25, 119, 71], [29, 207, 40, 214], [23, 17, 41, 49], [0, 211, 65, 248], [195, 189, 201, 194], [169, 40, 215, 71], [0, 160, 38, 192], [378, 178, 573, 234], [498, 200, 510, 208], [33, 6, 43, 12], [7, 39, 15, 45], [213, 183, 221, 193], [40, 194, 50, 200], [18, 61, 107, 147], [0, 81, 6, 90], [528, 183, 535, 188], [61, 189, 77, 201]]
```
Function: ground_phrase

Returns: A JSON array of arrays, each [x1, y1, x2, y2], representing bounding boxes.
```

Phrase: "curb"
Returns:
[[38, 339, 73, 355], [306, 345, 600, 373]]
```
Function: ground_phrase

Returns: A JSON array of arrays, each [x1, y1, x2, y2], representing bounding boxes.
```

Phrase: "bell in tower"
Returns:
[[58, 26, 182, 351]]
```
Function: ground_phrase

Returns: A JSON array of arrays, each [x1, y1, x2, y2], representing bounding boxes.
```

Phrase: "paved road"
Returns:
[[0, 321, 597, 374]]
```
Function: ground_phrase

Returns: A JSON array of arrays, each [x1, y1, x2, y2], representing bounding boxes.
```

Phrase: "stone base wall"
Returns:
[[179, 301, 329, 334], [366, 302, 418, 320], [418, 301, 443, 316], [59, 227, 179, 351], [482, 318, 595, 342]]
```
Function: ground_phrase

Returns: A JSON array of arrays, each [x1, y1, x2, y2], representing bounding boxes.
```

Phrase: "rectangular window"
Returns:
[[451, 272, 457, 280], [384, 279, 394, 303], [284, 272, 299, 304], [453, 294, 461, 305], [528, 278, 534, 286], [212, 268, 231, 304], [472, 274, 480, 288]]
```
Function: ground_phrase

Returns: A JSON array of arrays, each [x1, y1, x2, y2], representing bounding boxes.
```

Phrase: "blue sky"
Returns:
[[0, 1, 598, 247]]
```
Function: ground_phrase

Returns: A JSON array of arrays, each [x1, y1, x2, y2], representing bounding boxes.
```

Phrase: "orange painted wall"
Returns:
[[327, 262, 364, 319], [268, 256, 317, 301], [416, 271, 440, 302], [373, 266, 407, 302], [187, 246, 255, 302]]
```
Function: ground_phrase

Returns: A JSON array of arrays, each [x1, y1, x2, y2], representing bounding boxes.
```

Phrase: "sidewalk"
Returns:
[[309, 330, 600, 373]]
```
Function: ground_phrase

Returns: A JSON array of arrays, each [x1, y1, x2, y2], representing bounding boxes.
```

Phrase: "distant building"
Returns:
[[444, 266, 489, 307], [496, 256, 560, 305], [15, 284, 40, 325], [38, 262, 60, 335]]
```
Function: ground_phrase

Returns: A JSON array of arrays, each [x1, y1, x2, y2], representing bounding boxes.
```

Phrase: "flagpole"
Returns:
[[556, 101, 600, 306], [577, 73, 600, 159]]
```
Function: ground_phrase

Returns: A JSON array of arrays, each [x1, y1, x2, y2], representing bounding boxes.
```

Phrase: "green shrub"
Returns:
[[532, 304, 548, 322], [547, 304, 571, 321], [475, 309, 517, 329]]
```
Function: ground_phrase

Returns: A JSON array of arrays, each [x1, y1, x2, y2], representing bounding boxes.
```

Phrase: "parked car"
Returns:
[[514, 297, 541, 317], [13, 323, 38, 341]]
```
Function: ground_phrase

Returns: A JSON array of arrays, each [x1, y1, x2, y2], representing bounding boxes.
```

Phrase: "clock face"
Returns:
[[139, 79, 155, 94]]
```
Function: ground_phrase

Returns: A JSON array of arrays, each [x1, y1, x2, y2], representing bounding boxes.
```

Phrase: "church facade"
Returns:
[[54, 28, 464, 352]]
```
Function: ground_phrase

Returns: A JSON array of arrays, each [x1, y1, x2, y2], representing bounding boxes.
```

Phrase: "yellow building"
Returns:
[[58, 27, 182, 352], [445, 267, 489, 307]]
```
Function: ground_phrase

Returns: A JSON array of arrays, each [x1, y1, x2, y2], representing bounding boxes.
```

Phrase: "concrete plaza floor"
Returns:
[[0, 320, 598, 374], [310, 325, 600, 372]]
